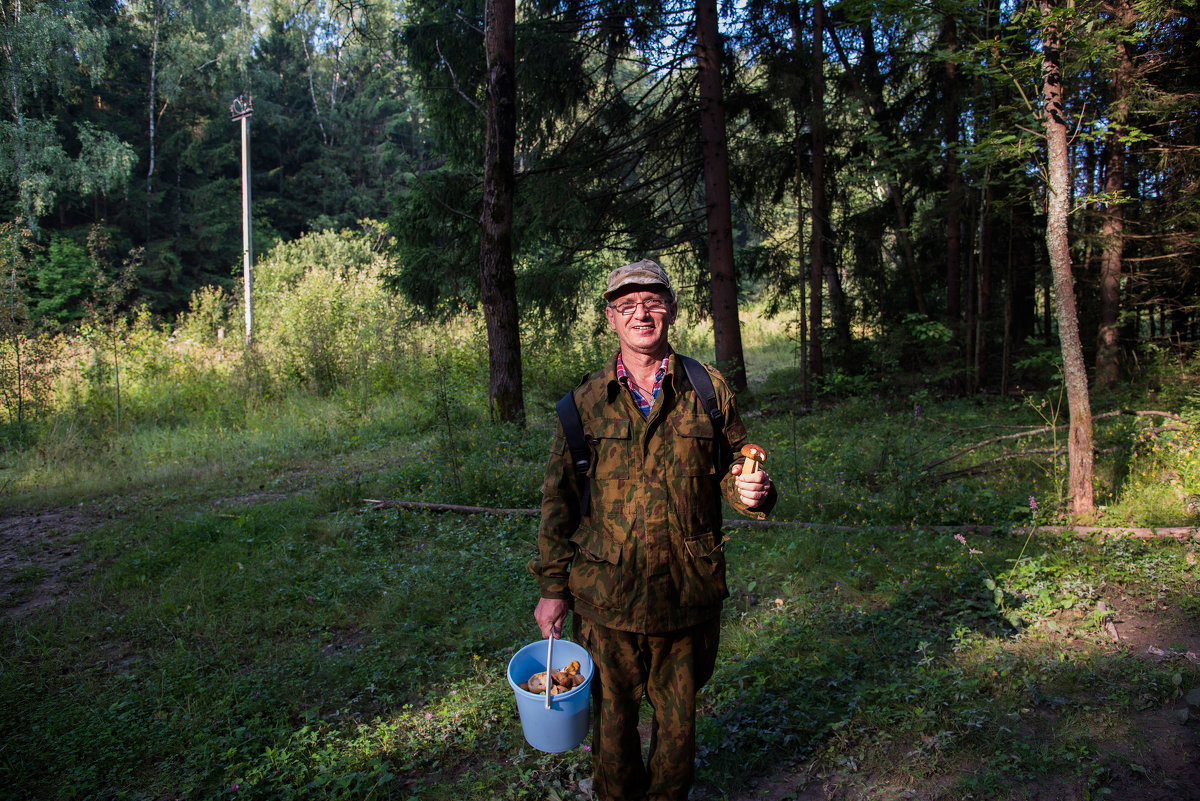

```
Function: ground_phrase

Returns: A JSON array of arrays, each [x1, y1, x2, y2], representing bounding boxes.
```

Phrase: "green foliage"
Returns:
[[31, 232, 95, 324], [175, 284, 235, 345], [0, 0, 135, 231], [0, 222, 56, 440], [247, 224, 417, 396], [386, 172, 481, 314], [0, 298, 1198, 799]]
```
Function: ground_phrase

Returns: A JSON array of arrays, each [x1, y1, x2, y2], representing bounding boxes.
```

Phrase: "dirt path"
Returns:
[[0, 504, 104, 618], [0, 490, 290, 619]]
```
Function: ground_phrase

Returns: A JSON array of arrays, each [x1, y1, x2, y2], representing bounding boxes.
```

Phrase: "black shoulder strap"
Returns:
[[555, 390, 593, 517], [678, 355, 731, 475], [555, 356, 728, 519]]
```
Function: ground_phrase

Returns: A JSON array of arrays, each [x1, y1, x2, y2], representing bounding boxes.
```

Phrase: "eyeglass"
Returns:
[[608, 299, 670, 316]]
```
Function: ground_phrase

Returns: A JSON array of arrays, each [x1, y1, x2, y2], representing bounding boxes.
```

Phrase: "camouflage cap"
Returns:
[[604, 259, 675, 302]]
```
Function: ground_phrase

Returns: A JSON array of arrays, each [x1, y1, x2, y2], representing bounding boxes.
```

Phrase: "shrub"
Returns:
[[245, 223, 418, 396]]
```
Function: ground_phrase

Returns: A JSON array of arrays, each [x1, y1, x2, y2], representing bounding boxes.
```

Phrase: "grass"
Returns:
[[4, 486, 1197, 799], [1, 304, 1199, 799]]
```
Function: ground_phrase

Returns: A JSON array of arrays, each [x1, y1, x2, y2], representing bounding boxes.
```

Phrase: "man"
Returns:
[[528, 259, 776, 801]]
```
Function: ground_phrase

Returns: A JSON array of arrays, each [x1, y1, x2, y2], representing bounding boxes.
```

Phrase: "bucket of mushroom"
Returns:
[[506, 637, 593, 752]]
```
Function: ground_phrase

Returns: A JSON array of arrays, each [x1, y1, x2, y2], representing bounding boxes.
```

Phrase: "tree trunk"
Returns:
[[1041, 0, 1094, 517], [1001, 205, 1014, 396], [855, 20, 928, 318], [1096, 0, 1135, 391], [480, 0, 524, 424], [808, 3, 849, 355], [696, 0, 746, 390], [976, 183, 995, 391], [790, 1, 808, 407], [147, 9, 158, 241], [2, 2, 34, 236], [943, 18, 964, 389], [808, 0, 826, 379]]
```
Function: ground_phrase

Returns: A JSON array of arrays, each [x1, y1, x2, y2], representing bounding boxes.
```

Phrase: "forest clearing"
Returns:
[[4, 0, 1200, 798], [2, 301, 1199, 799]]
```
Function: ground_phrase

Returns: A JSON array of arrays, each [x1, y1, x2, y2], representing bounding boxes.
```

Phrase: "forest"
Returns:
[[1, 0, 1199, 799], [2, 0, 1197, 407]]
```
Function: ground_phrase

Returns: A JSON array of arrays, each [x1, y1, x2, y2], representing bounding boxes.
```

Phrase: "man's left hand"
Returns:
[[732, 463, 772, 509]]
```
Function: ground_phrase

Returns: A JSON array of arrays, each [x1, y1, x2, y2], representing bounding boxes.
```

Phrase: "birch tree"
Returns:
[[0, 0, 132, 236]]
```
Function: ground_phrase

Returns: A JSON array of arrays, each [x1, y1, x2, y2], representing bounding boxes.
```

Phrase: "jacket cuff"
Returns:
[[527, 558, 570, 599]]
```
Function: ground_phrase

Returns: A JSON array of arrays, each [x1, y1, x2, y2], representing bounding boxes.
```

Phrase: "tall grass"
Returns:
[[1, 226, 1199, 799], [2, 227, 1198, 531]]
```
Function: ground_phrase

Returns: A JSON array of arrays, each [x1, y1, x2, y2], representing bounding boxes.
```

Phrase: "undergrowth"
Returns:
[[1, 233, 1198, 798], [2, 494, 1197, 799]]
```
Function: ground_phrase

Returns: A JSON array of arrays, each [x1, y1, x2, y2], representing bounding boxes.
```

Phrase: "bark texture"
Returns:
[[808, 0, 826, 379], [480, 0, 524, 424], [1041, 0, 1094, 516], [943, 18, 964, 386], [696, 0, 746, 390], [1096, 0, 1135, 390]]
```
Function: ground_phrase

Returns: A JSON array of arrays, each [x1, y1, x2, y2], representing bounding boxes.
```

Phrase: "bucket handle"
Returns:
[[544, 635, 554, 709]]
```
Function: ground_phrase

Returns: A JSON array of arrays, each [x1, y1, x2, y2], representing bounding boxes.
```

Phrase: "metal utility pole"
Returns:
[[230, 95, 254, 345]]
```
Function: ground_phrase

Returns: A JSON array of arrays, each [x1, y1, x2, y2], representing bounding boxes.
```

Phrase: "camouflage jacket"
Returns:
[[528, 351, 777, 633]]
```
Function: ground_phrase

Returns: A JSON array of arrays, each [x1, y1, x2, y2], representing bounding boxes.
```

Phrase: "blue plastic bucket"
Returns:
[[506, 638, 593, 753]]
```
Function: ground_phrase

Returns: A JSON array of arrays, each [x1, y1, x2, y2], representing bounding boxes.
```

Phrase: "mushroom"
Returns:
[[741, 443, 766, 474], [526, 671, 548, 693], [525, 660, 587, 694]]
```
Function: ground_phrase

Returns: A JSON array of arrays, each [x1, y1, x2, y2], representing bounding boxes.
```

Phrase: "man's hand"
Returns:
[[732, 463, 772, 509], [535, 597, 569, 639]]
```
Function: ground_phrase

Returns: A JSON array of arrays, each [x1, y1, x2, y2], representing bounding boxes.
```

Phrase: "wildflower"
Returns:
[[954, 533, 968, 547], [425, 713, 433, 720], [1029, 495, 1038, 512]]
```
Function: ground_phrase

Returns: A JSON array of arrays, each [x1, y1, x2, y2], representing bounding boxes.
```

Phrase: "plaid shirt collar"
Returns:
[[616, 351, 671, 417]]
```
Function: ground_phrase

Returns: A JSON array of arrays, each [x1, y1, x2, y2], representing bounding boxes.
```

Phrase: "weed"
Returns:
[[1, 292, 1198, 800]]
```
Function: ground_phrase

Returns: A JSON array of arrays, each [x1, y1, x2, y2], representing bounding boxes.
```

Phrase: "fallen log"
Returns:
[[361, 499, 1199, 540], [363, 498, 539, 517]]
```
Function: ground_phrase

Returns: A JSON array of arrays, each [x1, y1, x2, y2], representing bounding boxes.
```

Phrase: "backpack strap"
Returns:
[[555, 390, 593, 517], [678, 355, 731, 476]]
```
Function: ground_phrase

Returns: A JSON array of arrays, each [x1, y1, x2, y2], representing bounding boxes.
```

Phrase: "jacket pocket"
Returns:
[[568, 524, 630, 611], [671, 414, 717, 477], [586, 418, 631, 480], [677, 532, 728, 607]]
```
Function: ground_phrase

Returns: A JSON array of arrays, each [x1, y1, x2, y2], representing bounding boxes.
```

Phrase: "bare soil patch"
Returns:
[[0, 505, 103, 618], [0, 489, 291, 620]]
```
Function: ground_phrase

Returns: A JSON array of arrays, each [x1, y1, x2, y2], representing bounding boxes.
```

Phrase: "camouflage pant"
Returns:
[[577, 615, 721, 801]]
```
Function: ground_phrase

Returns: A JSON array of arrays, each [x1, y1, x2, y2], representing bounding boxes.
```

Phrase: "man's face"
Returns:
[[605, 287, 676, 359]]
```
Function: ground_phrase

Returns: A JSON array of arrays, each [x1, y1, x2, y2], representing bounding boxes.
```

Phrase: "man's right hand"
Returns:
[[534, 597, 569, 639]]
